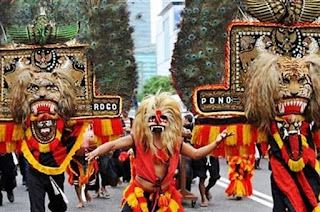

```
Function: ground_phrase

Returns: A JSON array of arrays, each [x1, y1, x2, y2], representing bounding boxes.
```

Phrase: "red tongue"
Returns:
[[284, 105, 301, 114], [41, 131, 49, 137], [38, 105, 50, 114], [289, 134, 300, 160]]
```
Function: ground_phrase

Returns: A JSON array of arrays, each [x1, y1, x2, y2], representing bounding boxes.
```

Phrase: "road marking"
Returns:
[[216, 178, 273, 208], [219, 177, 273, 202]]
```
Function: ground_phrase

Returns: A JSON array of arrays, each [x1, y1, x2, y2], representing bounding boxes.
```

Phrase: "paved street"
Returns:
[[1, 158, 273, 212]]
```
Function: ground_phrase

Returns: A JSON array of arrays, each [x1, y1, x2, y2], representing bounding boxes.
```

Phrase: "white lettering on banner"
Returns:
[[92, 103, 118, 111], [201, 97, 234, 105]]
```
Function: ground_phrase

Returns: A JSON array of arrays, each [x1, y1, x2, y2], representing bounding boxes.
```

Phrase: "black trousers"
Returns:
[[193, 156, 220, 181], [0, 153, 17, 192], [28, 168, 67, 212]]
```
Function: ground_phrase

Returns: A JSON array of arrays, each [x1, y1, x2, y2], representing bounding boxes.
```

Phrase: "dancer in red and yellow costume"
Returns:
[[67, 124, 99, 208], [225, 155, 255, 199], [86, 92, 233, 212]]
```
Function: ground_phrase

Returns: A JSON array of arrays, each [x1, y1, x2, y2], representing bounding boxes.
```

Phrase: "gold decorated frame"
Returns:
[[0, 44, 122, 120], [193, 22, 320, 117]]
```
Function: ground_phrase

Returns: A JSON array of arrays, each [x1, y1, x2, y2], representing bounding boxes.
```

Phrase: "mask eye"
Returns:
[[283, 78, 290, 84], [160, 115, 167, 120], [149, 116, 156, 122], [298, 77, 306, 84], [28, 84, 39, 92], [46, 120, 53, 126]]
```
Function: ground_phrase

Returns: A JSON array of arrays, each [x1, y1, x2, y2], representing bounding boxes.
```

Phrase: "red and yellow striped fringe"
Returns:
[[0, 122, 24, 153], [191, 124, 267, 157]]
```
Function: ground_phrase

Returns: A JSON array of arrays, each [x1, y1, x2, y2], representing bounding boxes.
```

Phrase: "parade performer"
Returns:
[[0, 0, 136, 210], [86, 92, 233, 212], [246, 53, 320, 211], [225, 155, 255, 200], [67, 124, 98, 208], [171, 1, 320, 211]]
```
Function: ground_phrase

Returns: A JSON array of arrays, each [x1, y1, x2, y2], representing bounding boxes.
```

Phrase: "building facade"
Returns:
[[156, 0, 185, 76], [127, 0, 158, 90]]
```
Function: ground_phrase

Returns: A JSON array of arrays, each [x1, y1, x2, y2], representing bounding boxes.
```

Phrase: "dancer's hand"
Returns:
[[216, 129, 234, 145], [85, 148, 98, 162]]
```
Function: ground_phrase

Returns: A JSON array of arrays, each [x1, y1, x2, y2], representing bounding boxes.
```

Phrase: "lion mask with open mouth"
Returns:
[[132, 92, 182, 155], [9, 69, 76, 143], [245, 52, 320, 133]]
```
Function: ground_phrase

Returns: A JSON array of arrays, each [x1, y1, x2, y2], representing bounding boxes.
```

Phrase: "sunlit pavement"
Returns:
[[2, 158, 274, 211]]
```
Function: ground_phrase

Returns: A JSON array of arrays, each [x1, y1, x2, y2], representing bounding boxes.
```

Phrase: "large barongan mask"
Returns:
[[276, 57, 312, 116], [10, 70, 75, 144], [245, 52, 320, 133]]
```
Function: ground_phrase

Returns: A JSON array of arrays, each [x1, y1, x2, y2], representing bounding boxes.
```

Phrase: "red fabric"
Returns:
[[198, 125, 210, 147], [119, 151, 129, 162], [270, 156, 307, 212], [111, 118, 124, 135], [5, 123, 14, 141], [52, 140, 67, 166], [260, 142, 268, 156], [313, 130, 320, 150], [289, 134, 300, 160], [93, 119, 103, 137], [296, 171, 319, 208], [0, 122, 19, 153], [0, 143, 6, 153], [134, 139, 181, 185], [237, 125, 243, 146]]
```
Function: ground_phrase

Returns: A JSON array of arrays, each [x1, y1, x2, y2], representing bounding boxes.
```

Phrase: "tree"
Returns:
[[138, 76, 175, 101], [170, 0, 238, 110]]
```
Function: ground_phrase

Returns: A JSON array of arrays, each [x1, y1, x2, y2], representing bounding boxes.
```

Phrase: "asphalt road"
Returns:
[[0, 158, 274, 212]]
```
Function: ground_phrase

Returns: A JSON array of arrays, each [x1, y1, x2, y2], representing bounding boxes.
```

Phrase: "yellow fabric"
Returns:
[[239, 145, 247, 156], [301, 135, 309, 148], [26, 128, 32, 139], [140, 202, 148, 212], [315, 160, 320, 173], [288, 158, 305, 172], [242, 125, 252, 145], [209, 126, 220, 144], [257, 130, 267, 143], [126, 193, 138, 208], [6, 141, 16, 152], [101, 119, 113, 136], [273, 132, 283, 149], [226, 125, 237, 146], [21, 122, 88, 175], [134, 187, 144, 198], [235, 180, 246, 196], [191, 125, 200, 144], [168, 199, 179, 212], [39, 143, 51, 153], [313, 206, 320, 212], [0, 124, 6, 141], [13, 124, 24, 141]]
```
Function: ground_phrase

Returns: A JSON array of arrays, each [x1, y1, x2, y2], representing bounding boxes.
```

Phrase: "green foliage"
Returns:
[[171, 0, 239, 110], [0, 0, 138, 111], [139, 76, 175, 101]]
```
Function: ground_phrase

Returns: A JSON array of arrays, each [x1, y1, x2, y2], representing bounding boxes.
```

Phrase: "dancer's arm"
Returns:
[[181, 129, 233, 160], [85, 135, 133, 161]]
